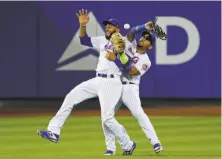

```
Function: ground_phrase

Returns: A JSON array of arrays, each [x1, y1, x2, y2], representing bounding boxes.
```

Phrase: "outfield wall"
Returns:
[[0, 1, 220, 99]]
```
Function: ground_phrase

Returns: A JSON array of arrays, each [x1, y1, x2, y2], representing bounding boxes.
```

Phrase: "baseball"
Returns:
[[124, 23, 130, 29]]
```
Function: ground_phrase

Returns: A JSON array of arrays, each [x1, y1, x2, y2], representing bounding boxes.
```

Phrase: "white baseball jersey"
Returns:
[[91, 36, 122, 75], [122, 38, 151, 85]]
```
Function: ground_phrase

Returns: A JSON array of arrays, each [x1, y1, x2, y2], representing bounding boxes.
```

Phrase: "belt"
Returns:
[[122, 81, 136, 85], [97, 73, 114, 78]]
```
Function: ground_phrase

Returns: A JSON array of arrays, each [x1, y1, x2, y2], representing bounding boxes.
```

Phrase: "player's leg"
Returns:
[[98, 78, 135, 155], [102, 100, 123, 155], [102, 123, 116, 154], [122, 84, 162, 151], [38, 78, 98, 141]]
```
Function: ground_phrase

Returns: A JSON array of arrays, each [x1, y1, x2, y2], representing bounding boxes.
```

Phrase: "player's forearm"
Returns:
[[122, 66, 140, 76], [114, 56, 139, 75], [114, 58, 139, 76], [114, 57, 128, 68], [131, 24, 147, 34], [79, 26, 93, 47], [126, 24, 147, 42], [127, 66, 140, 76], [127, 22, 153, 42], [113, 53, 130, 67], [79, 26, 87, 37], [119, 53, 129, 64]]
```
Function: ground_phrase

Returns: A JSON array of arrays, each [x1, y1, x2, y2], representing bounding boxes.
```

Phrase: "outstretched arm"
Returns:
[[126, 21, 153, 42], [76, 9, 93, 47]]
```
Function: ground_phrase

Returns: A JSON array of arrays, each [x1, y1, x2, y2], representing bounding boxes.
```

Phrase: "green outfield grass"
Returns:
[[0, 116, 220, 159]]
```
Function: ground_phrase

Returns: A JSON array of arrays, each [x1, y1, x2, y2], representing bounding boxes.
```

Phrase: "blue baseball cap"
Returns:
[[102, 18, 120, 28]]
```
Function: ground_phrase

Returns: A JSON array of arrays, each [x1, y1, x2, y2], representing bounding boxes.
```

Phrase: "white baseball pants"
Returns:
[[47, 75, 133, 150], [102, 84, 160, 152]]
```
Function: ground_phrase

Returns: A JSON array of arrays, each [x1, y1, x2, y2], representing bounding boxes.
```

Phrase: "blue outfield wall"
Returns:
[[0, 1, 221, 98]]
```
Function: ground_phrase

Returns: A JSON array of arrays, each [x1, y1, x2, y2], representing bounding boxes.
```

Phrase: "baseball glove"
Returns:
[[110, 32, 126, 53], [151, 17, 167, 40]]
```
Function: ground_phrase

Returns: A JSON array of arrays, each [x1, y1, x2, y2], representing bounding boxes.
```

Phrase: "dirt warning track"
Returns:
[[0, 105, 220, 118]]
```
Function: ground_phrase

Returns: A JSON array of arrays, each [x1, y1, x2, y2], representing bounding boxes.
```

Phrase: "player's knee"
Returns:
[[103, 118, 118, 132], [64, 92, 79, 106], [102, 111, 115, 123], [102, 116, 111, 123], [102, 116, 114, 127]]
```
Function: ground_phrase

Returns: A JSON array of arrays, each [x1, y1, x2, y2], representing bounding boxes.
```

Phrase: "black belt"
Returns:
[[122, 81, 136, 85], [97, 73, 114, 78]]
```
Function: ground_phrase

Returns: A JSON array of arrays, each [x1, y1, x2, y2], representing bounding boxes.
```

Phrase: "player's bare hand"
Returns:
[[76, 9, 89, 26], [145, 21, 154, 33], [106, 50, 116, 61]]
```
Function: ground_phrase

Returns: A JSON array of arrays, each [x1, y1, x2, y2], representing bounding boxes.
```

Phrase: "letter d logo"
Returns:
[[156, 16, 200, 65]]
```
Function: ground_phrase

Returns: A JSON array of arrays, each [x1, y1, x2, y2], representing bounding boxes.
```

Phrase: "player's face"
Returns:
[[105, 24, 119, 40], [137, 35, 152, 51]]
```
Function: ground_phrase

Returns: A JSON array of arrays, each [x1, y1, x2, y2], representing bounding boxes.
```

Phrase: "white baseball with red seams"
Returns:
[[124, 23, 131, 30]]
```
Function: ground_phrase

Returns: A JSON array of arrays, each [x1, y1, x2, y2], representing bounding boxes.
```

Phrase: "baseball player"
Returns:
[[101, 21, 166, 155], [37, 9, 137, 156]]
